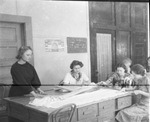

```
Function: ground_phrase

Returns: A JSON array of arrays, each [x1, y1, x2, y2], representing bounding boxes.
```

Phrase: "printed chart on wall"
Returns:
[[45, 39, 65, 52]]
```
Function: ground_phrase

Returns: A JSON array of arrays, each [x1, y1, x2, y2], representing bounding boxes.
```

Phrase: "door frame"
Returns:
[[0, 14, 33, 64], [90, 28, 116, 83]]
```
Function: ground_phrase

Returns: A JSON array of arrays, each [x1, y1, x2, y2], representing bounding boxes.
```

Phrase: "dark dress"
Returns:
[[9, 62, 41, 122]]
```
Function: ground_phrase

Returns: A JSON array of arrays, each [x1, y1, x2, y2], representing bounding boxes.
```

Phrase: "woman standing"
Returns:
[[9, 46, 45, 122], [116, 64, 150, 122], [9, 46, 44, 97]]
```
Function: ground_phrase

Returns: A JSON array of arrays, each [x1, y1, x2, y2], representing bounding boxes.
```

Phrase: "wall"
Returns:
[[148, 3, 149, 56], [0, 0, 91, 89], [0, 1, 149, 89]]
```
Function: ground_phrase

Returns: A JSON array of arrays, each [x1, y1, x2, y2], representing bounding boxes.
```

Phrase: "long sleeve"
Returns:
[[82, 72, 90, 84], [105, 73, 117, 85], [31, 67, 41, 89], [63, 73, 70, 84]]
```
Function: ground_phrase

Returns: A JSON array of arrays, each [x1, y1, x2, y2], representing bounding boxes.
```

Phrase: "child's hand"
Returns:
[[97, 81, 107, 86], [134, 90, 142, 95], [124, 77, 131, 85], [114, 86, 122, 90], [120, 88, 126, 92], [90, 82, 97, 86]]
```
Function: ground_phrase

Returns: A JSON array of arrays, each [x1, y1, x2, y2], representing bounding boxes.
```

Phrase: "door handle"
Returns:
[[95, 70, 99, 74]]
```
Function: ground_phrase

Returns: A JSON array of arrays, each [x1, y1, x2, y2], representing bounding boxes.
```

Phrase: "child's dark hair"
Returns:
[[116, 63, 127, 73], [16, 46, 32, 59], [131, 64, 146, 76]]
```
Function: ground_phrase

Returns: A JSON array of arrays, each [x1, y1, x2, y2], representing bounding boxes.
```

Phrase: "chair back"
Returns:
[[0, 84, 11, 113], [59, 80, 64, 86], [51, 103, 76, 122]]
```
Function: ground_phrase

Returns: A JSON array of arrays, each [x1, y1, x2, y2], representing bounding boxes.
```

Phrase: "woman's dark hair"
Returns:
[[70, 60, 83, 69], [131, 64, 146, 76], [116, 63, 127, 73], [16, 46, 32, 59]]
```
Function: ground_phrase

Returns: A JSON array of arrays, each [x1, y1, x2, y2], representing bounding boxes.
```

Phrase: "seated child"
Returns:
[[97, 63, 133, 89]]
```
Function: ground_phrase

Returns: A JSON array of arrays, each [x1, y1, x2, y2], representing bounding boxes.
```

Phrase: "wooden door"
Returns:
[[90, 29, 115, 82], [0, 22, 22, 84]]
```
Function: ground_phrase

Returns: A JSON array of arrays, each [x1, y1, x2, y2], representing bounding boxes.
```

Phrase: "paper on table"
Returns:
[[54, 86, 82, 92], [29, 95, 63, 107], [29, 86, 96, 107], [48, 89, 126, 108], [29, 88, 128, 108]]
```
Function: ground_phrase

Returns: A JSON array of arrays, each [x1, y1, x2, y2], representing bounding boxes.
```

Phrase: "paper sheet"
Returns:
[[29, 88, 129, 108]]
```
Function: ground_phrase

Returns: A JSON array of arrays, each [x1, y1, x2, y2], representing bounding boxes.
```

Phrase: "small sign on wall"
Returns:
[[45, 39, 64, 52], [67, 37, 87, 53]]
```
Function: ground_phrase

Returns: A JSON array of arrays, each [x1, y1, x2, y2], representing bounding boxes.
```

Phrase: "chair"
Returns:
[[0, 84, 11, 111], [141, 115, 149, 122], [50, 103, 76, 122], [0, 84, 10, 97], [0, 84, 11, 121], [59, 80, 64, 86]]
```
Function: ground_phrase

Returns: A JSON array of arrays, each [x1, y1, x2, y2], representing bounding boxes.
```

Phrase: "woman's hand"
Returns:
[[37, 88, 46, 95], [83, 81, 90, 86], [30, 91, 44, 98]]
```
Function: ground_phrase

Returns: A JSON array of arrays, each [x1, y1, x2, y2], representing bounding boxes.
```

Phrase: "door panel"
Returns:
[[116, 2, 130, 29], [96, 33, 112, 81], [0, 22, 22, 84], [116, 31, 131, 65], [131, 3, 147, 31], [132, 32, 147, 66], [90, 2, 115, 27]]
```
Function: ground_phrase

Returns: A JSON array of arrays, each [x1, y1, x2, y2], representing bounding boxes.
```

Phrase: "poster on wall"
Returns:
[[45, 39, 64, 52], [67, 37, 87, 53]]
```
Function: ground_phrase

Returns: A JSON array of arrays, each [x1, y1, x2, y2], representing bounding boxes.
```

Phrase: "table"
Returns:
[[4, 87, 133, 122]]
